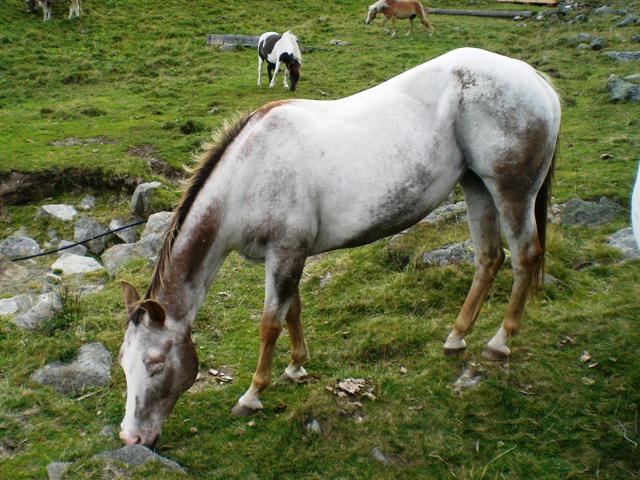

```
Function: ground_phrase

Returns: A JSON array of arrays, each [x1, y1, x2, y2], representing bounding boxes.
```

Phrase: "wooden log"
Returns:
[[426, 8, 533, 18], [207, 34, 259, 47]]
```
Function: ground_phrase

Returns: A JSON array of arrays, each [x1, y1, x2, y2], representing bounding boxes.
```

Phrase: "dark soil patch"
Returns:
[[126, 144, 184, 180], [0, 168, 140, 206]]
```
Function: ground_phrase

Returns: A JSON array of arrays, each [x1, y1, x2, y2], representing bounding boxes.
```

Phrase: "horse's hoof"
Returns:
[[482, 347, 509, 361], [443, 346, 466, 357], [231, 403, 259, 417]]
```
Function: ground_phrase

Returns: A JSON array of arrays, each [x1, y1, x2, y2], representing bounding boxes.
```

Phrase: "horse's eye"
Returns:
[[144, 356, 166, 376]]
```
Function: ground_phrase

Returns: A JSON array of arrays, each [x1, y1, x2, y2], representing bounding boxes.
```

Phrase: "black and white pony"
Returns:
[[257, 31, 302, 91], [27, 0, 82, 21]]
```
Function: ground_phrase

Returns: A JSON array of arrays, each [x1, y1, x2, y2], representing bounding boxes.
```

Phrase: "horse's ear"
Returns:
[[139, 299, 166, 328], [121, 281, 141, 316]]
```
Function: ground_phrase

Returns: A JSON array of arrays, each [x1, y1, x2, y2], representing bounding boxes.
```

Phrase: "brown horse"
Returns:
[[366, 0, 433, 37], [117, 48, 560, 447]]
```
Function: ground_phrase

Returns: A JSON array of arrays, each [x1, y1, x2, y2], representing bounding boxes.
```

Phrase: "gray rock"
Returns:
[[371, 447, 389, 464], [319, 271, 333, 288], [136, 211, 172, 258], [32, 342, 112, 394], [421, 201, 467, 225], [0, 255, 29, 289], [577, 43, 590, 50], [618, 14, 639, 27], [422, 240, 474, 267], [0, 294, 35, 317], [608, 75, 640, 101], [632, 33, 640, 43], [47, 229, 59, 242], [624, 74, 640, 81], [102, 243, 138, 276], [74, 216, 108, 254], [57, 240, 88, 257], [14, 292, 62, 330], [78, 195, 96, 211], [305, 418, 322, 434], [607, 227, 640, 260], [452, 364, 485, 392], [594, 5, 626, 16], [51, 253, 104, 275], [47, 461, 72, 480], [93, 445, 186, 473], [572, 13, 588, 23], [329, 39, 350, 46], [131, 182, 163, 217], [590, 37, 605, 50], [553, 197, 624, 226], [99, 425, 116, 438], [0, 235, 41, 258], [109, 218, 138, 244], [606, 51, 640, 61], [38, 204, 78, 222]]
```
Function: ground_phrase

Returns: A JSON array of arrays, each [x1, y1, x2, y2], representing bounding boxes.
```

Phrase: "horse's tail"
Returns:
[[416, 2, 433, 31], [533, 132, 558, 290]]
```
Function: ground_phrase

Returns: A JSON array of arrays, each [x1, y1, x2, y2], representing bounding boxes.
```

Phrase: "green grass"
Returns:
[[1, 0, 640, 478]]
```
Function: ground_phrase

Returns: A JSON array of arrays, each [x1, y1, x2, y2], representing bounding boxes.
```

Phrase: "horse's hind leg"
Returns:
[[406, 17, 414, 36], [444, 171, 504, 354], [232, 250, 306, 416], [482, 180, 544, 359]]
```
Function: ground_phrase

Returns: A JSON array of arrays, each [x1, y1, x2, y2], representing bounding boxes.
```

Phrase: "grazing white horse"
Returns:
[[632, 162, 640, 249], [117, 48, 560, 447], [257, 31, 302, 91], [36, 0, 82, 21]]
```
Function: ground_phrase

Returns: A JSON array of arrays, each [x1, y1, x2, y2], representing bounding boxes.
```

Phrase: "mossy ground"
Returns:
[[1, 0, 639, 478]]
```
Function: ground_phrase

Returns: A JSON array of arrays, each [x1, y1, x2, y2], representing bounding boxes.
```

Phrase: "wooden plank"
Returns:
[[427, 8, 533, 18]]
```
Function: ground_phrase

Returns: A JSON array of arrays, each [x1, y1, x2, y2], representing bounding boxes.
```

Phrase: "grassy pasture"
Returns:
[[1, 0, 639, 478]]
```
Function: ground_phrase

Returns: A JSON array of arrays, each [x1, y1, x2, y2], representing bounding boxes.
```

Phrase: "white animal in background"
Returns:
[[257, 31, 302, 91], [632, 162, 640, 250], [36, 0, 82, 21]]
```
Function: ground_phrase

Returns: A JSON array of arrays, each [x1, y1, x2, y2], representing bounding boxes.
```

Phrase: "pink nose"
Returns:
[[119, 431, 142, 445]]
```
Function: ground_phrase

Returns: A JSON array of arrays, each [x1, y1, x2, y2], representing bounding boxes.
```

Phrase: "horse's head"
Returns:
[[25, 0, 36, 12], [118, 281, 198, 447], [279, 52, 301, 91], [366, 1, 388, 24]]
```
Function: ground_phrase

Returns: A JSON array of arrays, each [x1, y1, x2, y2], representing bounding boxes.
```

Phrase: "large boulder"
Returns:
[[131, 182, 163, 216], [51, 253, 104, 275], [607, 227, 640, 260], [608, 75, 640, 102], [56, 240, 87, 257], [38, 204, 78, 222], [31, 342, 112, 394], [109, 218, 138, 244], [0, 255, 29, 288], [74, 216, 108, 254], [136, 211, 172, 258], [422, 201, 467, 225], [0, 235, 40, 259], [0, 294, 35, 317], [102, 243, 139, 276], [552, 198, 624, 226], [14, 292, 62, 330], [422, 240, 474, 267]]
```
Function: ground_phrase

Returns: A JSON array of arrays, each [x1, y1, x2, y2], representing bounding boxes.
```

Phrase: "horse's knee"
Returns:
[[475, 248, 505, 280]]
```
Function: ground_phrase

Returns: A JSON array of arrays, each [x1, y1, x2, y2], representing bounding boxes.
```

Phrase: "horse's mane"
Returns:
[[282, 30, 302, 63], [369, 0, 389, 12], [145, 113, 255, 301]]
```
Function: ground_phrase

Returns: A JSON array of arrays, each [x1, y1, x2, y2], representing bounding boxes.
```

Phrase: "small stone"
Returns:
[[594, 5, 626, 16], [618, 14, 639, 27], [606, 51, 640, 61], [39, 204, 78, 221], [78, 195, 96, 211], [14, 292, 62, 330], [421, 201, 467, 224], [99, 425, 115, 438], [92, 445, 186, 473], [305, 419, 322, 434], [608, 75, 640, 102], [632, 33, 640, 43], [573, 14, 588, 23], [51, 253, 104, 275], [329, 39, 350, 46], [189, 426, 198, 433], [579, 351, 591, 363], [422, 240, 474, 267], [109, 218, 139, 244], [452, 364, 485, 393], [513, 15, 524, 21], [209, 369, 219, 376], [57, 240, 87, 257], [32, 342, 112, 394], [0, 235, 41, 258], [399, 366, 408, 374], [600, 153, 613, 160], [247, 420, 257, 427], [581, 376, 595, 385], [607, 227, 640, 260], [371, 447, 389, 464], [130, 182, 163, 217], [576, 43, 590, 50], [0, 255, 29, 288], [589, 38, 605, 50], [47, 461, 72, 480]]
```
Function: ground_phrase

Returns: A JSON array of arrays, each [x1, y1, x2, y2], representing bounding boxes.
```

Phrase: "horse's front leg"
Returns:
[[269, 61, 281, 88], [257, 57, 263, 86], [283, 68, 289, 89], [390, 17, 397, 37], [381, 16, 389, 34], [280, 291, 309, 382], [232, 250, 306, 416], [406, 18, 414, 36]]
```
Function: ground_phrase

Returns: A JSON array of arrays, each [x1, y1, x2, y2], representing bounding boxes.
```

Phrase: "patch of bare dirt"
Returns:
[[126, 144, 184, 180]]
